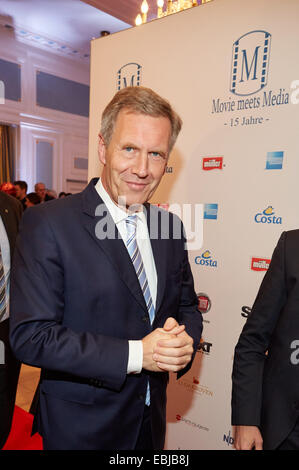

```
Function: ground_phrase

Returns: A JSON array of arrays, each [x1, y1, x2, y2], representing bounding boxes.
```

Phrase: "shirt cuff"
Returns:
[[127, 340, 143, 374]]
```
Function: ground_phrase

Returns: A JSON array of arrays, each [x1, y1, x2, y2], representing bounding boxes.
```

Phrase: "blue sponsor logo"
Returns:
[[204, 203, 218, 220], [230, 30, 271, 96], [254, 206, 282, 224], [266, 151, 284, 170], [223, 430, 234, 447], [117, 63, 142, 90], [195, 250, 217, 268]]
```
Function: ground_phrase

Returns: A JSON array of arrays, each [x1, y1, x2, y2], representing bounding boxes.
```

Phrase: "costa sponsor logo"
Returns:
[[197, 293, 211, 314], [195, 250, 218, 268], [202, 157, 223, 171], [254, 206, 282, 224], [251, 257, 271, 271]]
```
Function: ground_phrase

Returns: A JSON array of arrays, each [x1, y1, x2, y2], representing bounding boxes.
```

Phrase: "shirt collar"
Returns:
[[95, 178, 146, 226]]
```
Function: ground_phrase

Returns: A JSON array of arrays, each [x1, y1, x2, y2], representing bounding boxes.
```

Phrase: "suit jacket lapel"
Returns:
[[145, 203, 168, 315], [81, 179, 148, 314]]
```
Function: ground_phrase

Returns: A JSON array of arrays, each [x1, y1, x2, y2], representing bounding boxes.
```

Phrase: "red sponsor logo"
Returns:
[[251, 257, 271, 271], [197, 293, 211, 313], [202, 157, 223, 171]]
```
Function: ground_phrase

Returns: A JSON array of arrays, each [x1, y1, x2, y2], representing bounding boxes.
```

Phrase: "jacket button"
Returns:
[[138, 394, 144, 401], [142, 315, 149, 323]]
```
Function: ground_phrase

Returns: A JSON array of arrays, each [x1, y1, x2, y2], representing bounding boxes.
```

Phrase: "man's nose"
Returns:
[[132, 152, 149, 178]]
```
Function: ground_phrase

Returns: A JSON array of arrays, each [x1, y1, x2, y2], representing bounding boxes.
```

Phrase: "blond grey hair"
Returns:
[[100, 86, 182, 152]]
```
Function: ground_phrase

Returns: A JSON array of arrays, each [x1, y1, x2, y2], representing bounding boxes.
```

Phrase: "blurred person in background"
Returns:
[[0, 183, 16, 198], [25, 193, 41, 208], [14, 181, 28, 211], [34, 182, 54, 203]]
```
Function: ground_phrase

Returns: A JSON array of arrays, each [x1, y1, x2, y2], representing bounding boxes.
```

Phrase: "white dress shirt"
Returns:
[[95, 178, 157, 374], [0, 216, 11, 323]]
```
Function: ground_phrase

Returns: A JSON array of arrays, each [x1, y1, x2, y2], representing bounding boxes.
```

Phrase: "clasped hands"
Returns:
[[142, 317, 194, 373]]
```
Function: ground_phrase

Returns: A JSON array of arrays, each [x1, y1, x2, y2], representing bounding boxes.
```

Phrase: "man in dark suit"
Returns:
[[0, 191, 22, 448], [10, 86, 202, 450], [232, 230, 299, 450]]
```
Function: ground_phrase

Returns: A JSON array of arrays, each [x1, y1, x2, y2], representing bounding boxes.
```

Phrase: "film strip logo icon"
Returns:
[[230, 30, 271, 96], [117, 63, 142, 91]]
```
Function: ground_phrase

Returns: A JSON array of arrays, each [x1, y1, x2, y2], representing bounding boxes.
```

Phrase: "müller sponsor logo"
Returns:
[[202, 156, 224, 171], [251, 257, 271, 271]]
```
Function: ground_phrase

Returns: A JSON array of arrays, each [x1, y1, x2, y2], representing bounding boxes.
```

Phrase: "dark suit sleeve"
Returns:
[[231, 231, 287, 425], [9, 207, 129, 392], [176, 223, 203, 378]]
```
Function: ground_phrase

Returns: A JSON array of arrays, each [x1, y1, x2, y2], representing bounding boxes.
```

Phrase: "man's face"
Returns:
[[35, 184, 46, 200], [98, 109, 171, 208], [14, 184, 22, 199]]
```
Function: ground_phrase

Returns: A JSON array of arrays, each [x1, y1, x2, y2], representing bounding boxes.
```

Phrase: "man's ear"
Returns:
[[98, 134, 106, 165]]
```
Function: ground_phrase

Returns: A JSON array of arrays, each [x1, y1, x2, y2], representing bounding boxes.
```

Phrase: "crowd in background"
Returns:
[[0, 180, 72, 211]]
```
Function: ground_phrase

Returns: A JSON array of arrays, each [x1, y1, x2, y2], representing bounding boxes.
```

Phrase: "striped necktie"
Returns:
[[126, 215, 155, 324], [0, 246, 6, 321], [126, 215, 155, 406]]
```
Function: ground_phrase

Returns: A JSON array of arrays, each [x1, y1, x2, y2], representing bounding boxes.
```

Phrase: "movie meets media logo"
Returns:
[[230, 30, 271, 97], [117, 63, 142, 90], [211, 30, 299, 127]]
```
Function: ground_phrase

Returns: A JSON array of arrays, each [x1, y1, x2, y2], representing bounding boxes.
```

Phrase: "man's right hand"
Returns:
[[234, 425, 263, 450], [142, 319, 185, 372]]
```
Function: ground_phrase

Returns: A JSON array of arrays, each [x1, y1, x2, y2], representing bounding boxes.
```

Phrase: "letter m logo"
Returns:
[[230, 30, 271, 96], [117, 63, 142, 90]]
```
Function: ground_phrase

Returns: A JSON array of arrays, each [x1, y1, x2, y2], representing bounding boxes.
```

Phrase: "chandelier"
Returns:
[[135, 0, 212, 25]]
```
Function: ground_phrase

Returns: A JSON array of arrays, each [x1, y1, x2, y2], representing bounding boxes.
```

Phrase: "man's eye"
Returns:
[[125, 146, 134, 152], [150, 152, 164, 159]]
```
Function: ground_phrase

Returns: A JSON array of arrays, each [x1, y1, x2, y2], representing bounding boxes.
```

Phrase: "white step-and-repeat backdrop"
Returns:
[[88, 0, 299, 449]]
